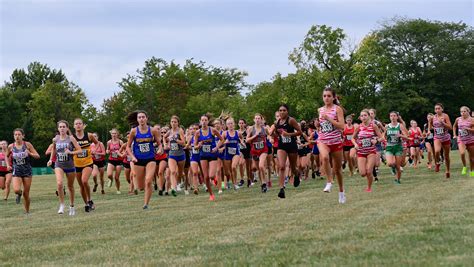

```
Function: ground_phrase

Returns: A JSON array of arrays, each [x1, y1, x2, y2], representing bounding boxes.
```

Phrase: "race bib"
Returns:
[[459, 129, 469, 137], [170, 143, 179, 151], [428, 133, 433, 139], [111, 152, 118, 158], [361, 138, 372, 148], [253, 141, 264, 150], [238, 143, 246, 150], [227, 147, 237, 155], [320, 121, 334, 133], [138, 143, 150, 153], [346, 135, 353, 141], [57, 152, 68, 162], [192, 147, 200, 154], [297, 144, 303, 150], [390, 136, 400, 144], [434, 128, 444, 135], [94, 154, 101, 160], [77, 149, 88, 158], [281, 136, 292, 144], [15, 158, 25, 165], [202, 144, 211, 153], [1, 160, 7, 167]]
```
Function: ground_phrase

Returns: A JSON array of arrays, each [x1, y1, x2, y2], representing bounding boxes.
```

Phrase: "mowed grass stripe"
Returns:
[[1, 152, 473, 266]]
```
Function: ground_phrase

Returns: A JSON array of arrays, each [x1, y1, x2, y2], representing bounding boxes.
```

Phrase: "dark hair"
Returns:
[[279, 104, 289, 112], [127, 110, 148, 127], [171, 115, 180, 124], [13, 128, 25, 135], [57, 120, 72, 135], [435, 103, 444, 109], [239, 118, 247, 125], [323, 87, 339, 105]]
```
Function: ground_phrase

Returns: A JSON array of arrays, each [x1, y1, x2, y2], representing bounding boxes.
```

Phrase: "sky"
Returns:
[[1, 0, 472, 107]]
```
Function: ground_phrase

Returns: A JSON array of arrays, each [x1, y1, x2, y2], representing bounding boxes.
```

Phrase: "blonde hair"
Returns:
[[460, 106, 471, 114]]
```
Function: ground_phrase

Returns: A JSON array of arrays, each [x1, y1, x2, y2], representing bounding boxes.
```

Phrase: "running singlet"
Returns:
[[225, 131, 240, 157], [386, 123, 402, 146], [433, 115, 451, 142], [108, 141, 122, 161], [154, 144, 167, 161], [458, 117, 474, 145], [189, 136, 200, 162], [54, 135, 75, 170], [0, 152, 10, 172], [168, 130, 184, 158], [133, 126, 155, 160], [408, 128, 422, 147], [250, 127, 268, 156], [239, 130, 248, 151], [356, 122, 376, 155], [276, 117, 297, 150], [198, 128, 217, 158], [73, 132, 93, 167], [91, 143, 105, 162], [318, 106, 342, 145], [343, 125, 354, 147], [12, 144, 32, 177]]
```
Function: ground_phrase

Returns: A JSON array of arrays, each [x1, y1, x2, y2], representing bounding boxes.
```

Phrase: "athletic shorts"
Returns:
[[375, 143, 383, 152], [441, 140, 451, 146], [190, 154, 200, 163], [224, 153, 239, 161], [343, 145, 354, 152], [56, 167, 76, 174], [50, 162, 56, 170], [357, 151, 376, 158], [425, 138, 434, 147], [200, 156, 217, 162], [123, 162, 131, 169], [135, 158, 155, 167], [466, 142, 474, 148], [272, 147, 278, 157], [93, 160, 105, 168], [297, 148, 309, 157], [319, 142, 343, 153], [241, 148, 251, 160], [169, 154, 186, 162], [108, 160, 123, 167], [155, 158, 168, 164], [386, 145, 404, 156], [278, 142, 298, 154], [75, 164, 93, 173], [0, 171, 12, 177]]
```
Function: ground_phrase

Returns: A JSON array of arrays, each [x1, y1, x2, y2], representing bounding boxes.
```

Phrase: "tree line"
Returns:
[[1, 18, 473, 165]]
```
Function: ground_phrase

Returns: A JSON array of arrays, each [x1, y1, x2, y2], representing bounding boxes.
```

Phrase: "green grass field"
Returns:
[[1, 153, 473, 266]]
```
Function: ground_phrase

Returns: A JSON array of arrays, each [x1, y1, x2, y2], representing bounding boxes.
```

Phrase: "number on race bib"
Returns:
[[254, 141, 264, 150], [390, 136, 400, 144], [111, 152, 118, 158], [361, 138, 372, 148], [346, 135, 352, 141], [1, 160, 7, 167], [138, 143, 150, 153], [170, 143, 179, 151], [321, 121, 334, 133], [281, 136, 291, 144], [57, 153, 68, 162], [77, 149, 88, 158], [192, 148, 200, 154], [94, 154, 101, 160], [202, 145, 211, 153], [15, 158, 25, 165], [459, 129, 469, 137], [227, 147, 237, 155], [435, 128, 444, 135]]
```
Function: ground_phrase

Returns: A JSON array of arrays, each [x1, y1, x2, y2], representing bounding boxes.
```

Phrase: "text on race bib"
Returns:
[[361, 138, 372, 148], [320, 121, 334, 133], [253, 141, 264, 150], [459, 129, 469, 137], [390, 136, 400, 144], [15, 158, 25, 165], [281, 136, 292, 144], [111, 152, 118, 158], [57, 152, 68, 162], [77, 149, 88, 158], [202, 145, 211, 153], [227, 147, 237, 155], [1, 160, 6, 167], [434, 128, 444, 135], [170, 143, 179, 151], [346, 135, 352, 141], [138, 143, 150, 153]]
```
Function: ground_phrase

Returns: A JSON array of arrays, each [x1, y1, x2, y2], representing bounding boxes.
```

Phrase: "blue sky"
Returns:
[[1, 0, 472, 107]]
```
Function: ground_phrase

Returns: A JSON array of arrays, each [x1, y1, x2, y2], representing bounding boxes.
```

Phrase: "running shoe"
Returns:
[[176, 184, 182, 192], [158, 190, 163, 196], [365, 188, 372, 193], [342, 162, 346, 170], [69, 206, 75, 216], [57, 204, 65, 214], [238, 179, 244, 187], [278, 188, 285, 199], [93, 184, 98, 193], [234, 184, 240, 190], [194, 188, 199, 195], [116, 191, 121, 195], [261, 183, 267, 193], [462, 167, 467, 175], [107, 178, 113, 188], [445, 172, 450, 179], [394, 179, 401, 184], [294, 174, 300, 188], [209, 194, 215, 201], [85, 205, 90, 213], [323, 183, 332, 193], [435, 163, 440, 172], [154, 183, 158, 191], [218, 190, 223, 195], [171, 189, 177, 197], [15, 192, 21, 204], [338, 192, 346, 204], [165, 191, 169, 196], [316, 170, 321, 177], [470, 171, 474, 177], [134, 189, 138, 195], [247, 179, 251, 188], [390, 166, 396, 176], [312, 172, 316, 179], [374, 177, 379, 183], [184, 190, 189, 195], [221, 182, 225, 190], [101, 190, 105, 195], [88, 200, 96, 210], [143, 205, 149, 210]]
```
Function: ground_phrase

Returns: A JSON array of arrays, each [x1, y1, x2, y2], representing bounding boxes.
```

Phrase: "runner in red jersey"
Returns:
[[408, 120, 422, 168], [342, 115, 356, 176]]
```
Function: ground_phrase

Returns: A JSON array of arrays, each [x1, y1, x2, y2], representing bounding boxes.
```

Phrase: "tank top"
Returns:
[[457, 117, 474, 145], [168, 129, 184, 157], [408, 128, 422, 146], [312, 131, 319, 154], [356, 122, 376, 155], [91, 142, 105, 162], [239, 129, 248, 151], [54, 135, 75, 170], [343, 125, 355, 147], [250, 126, 268, 153], [133, 126, 155, 160], [225, 130, 240, 156], [276, 117, 297, 146], [318, 106, 342, 145], [423, 123, 434, 140], [12, 144, 32, 177], [0, 152, 9, 172], [190, 136, 200, 157], [108, 141, 122, 161], [386, 123, 402, 146], [198, 128, 216, 158], [154, 143, 167, 161], [73, 132, 93, 167], [433, 115, 451, 142]]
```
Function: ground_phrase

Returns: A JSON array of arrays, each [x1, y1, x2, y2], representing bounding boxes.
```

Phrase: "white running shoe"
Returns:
[[184, 190, 189, 195], [116, 191, 121, 195], [176, 185, 182, 192], [338, 192, 346, 204], [218, 190, 223, 195], [57, 204, 65, 214], [323, 183, 332, 193], [234, 184, 240, 190], [69, 206, 76, 216]]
